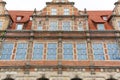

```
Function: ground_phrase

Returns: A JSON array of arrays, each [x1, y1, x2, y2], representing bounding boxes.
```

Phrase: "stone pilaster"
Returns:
[[57, 38, 62, 74]]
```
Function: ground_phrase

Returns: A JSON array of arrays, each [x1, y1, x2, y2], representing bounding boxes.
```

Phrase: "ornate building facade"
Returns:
[[0, 0, 120, 80]]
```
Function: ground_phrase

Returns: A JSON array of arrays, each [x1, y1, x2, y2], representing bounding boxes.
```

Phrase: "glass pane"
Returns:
[[1, 43, 14, 60], [0, 21, 2, 28], [50, 21, 58, 30], [64, 55, 73, 60], [33, 43, 44, 60], [107, 43, 120, 60], [17, 24, 23, 30], [15, 43, 28, 60], [47, 43, 57, 60], [97, 24, 105, 30], [62, 22, 71, 31], [92, 43, 105, 60]]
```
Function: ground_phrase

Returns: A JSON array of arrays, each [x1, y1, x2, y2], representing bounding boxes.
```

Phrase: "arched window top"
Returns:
[[37, 77, 49, 80], [71, 75, 82, 80], [107, 78, 117, 80], [3, 78, 14, 80]]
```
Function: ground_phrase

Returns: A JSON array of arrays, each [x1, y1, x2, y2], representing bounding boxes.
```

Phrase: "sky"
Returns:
[[4, 0, 118, 11]]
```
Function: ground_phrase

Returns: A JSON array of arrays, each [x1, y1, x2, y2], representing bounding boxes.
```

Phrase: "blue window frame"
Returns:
[[15, 43, 28, 60], [63, 43, 73, 60], [0, 43, 14, 60], [47, 43, 57, 60], [107, 43, 120, 60], [32, 43, 44, 60], [77, 43, 87, 60], [92, 43, 105, 60]]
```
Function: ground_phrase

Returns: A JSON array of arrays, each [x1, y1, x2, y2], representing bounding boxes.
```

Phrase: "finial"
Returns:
[[84, 8, 87, 14]]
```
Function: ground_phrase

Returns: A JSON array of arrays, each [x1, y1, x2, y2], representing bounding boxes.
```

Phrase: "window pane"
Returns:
[[97, 24, 105, 30], [92, 43, 105, 60], [0, 43, 14, 60], [78, 23, 83, 31], [0, 21, 2, 28], [77, 43, 87, 60], [63, 43, 73, 60], [62, 21, 71, 31], [33, 43, 44, 60], [107, 43, 120, 60], [118, 21, 120, 28], [15, 43, 28, 60], [49, 21, 58, 30], [51, 8, 57, 15], [64, 8, 69, 15], [47, 43, 57, 60], [16, 24, 23, 30], [38, 25, 42, 30]]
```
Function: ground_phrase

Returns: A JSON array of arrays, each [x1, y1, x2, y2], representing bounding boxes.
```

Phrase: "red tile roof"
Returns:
[[8, 10, 113, 30], [87, 11, 113, 30], [8, 11, 33, 30]]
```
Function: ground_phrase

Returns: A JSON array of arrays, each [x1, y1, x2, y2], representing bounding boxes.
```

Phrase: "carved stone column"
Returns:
[[57, 38, 62, 74]]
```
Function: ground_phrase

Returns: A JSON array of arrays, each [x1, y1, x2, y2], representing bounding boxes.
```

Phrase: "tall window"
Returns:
[[118, 21, 120, 28], [37, 25, 42, 30], [51, 8, 57, 15], [62, 21, 71, 31], [0, 43, 14, 60], [15, 43, 28, 60], [107, 43, 120, 60], [0, 21, 2, 29], [78, 22, 83, 31], [16, 24, 23, 30], [64, 8, 69, 15], [97, 24, 105, 30], [92, 43, 105, 60], [77, 43, 87, 60], [63, 43, 73, 60], [47, 43, 57, 60], [33, 43, 44, 60], [49, 21, 58, 30]]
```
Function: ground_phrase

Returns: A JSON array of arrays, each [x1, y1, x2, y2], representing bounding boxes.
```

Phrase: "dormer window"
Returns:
[[97, 24, 105, 30], [30, 17, 32, 20], [102, 16, 107, 21], [17, 16, 22, 21], [16, 24, 23, 30]]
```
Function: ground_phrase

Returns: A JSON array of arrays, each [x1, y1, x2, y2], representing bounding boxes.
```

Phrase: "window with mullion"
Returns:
[[33, 43, 44, 60], [64, 8, 69, 15], [107, 43, 120, 60], [15, 43, 28, 60], [49, 21, 58, 30], [77, 43, 87, 60], [0, 43, 14, 60], [63, 43, 73, 60], [62, 21, 71, 31], [47, 43, 57, 60], [92, 43, 105, 60], [51, 8, 57, 15]]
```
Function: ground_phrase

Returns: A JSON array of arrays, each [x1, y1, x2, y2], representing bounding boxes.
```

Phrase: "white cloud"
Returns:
[[4, 0, 118, 10]]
